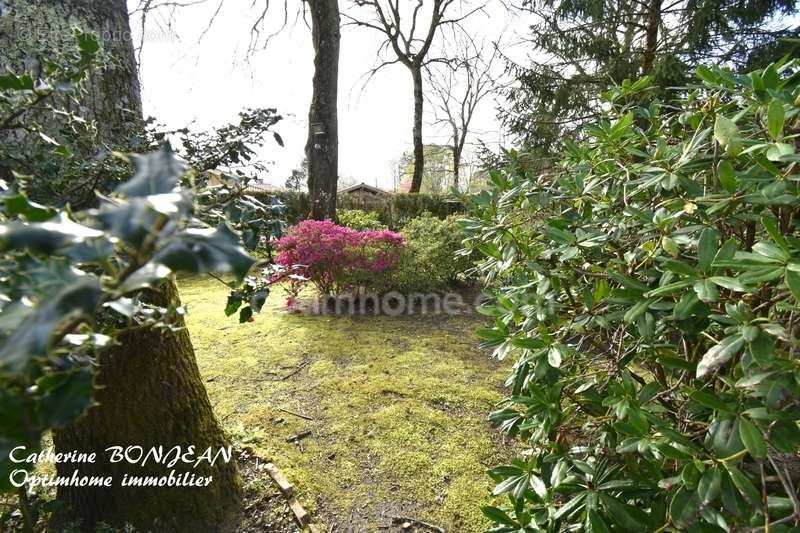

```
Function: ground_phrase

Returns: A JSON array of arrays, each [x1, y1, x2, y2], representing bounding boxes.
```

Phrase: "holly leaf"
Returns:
[[152, 224, 255, 280], [115, 145, 185, 198], [0, 278, 101, 375]]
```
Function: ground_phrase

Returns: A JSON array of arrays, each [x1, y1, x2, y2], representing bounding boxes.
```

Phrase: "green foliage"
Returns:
[[285, 157, 308, 191], [502, 0, 798, 153], [391, 214, 474, 292], [337, 209, 386, 230], [173, 107, 284, 175], [0, 32, 281, 498], [396, 144, 454, 193], [465, 61, 800, 531], [0, 29, 133, 208], [0, 147, 259, 492], [262, 190, 463, 229]]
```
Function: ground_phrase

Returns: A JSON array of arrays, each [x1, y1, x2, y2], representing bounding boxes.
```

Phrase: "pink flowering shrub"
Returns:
[[273, 219, 404, 295]]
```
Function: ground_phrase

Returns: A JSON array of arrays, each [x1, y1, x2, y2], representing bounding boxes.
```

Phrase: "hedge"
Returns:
[[254, 190, 463, 229]]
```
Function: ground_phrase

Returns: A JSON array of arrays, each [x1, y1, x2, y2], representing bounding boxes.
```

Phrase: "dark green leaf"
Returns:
[[717, 160, 737, 193], [785, 269, 800, 301], [693, 279, 719, 303], [481, 506, 517, 527], [37, 369, 94, 428], [153, 225, 255, 280], [697, 228, 719, 272], [115, 145, 185, 198], [767, 100, 785, 139], [0, 278, 101, 375], [738, 417, 767, 458]]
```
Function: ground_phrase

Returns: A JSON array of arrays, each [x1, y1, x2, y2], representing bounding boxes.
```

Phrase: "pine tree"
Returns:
[[502, 0, 799, 152]]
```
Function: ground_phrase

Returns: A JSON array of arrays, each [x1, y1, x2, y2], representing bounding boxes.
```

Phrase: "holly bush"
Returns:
[[0, 147, 257, 491], [464, 60, 800, 531], [0, 32, 281, 497]]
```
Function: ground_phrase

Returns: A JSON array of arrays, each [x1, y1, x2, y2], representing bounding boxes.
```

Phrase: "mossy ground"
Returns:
[[178, 276, 514, 532]]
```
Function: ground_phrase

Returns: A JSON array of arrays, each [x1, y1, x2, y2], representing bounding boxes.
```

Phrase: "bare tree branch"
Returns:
[[346, 0, 484, 192], [425, 25, 501, 189]]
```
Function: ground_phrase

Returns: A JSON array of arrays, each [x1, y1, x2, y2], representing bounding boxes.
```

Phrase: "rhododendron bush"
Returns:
[[274, 219, 404, 295]]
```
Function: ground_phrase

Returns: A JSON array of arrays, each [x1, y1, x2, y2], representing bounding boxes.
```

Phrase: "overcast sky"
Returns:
[[128, 1, 525, 189]]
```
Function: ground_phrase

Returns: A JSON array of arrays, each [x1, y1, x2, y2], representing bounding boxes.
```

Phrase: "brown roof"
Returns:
[[339, 182, 388, 195]]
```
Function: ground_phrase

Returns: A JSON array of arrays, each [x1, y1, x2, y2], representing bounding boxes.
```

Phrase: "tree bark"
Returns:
[[410, 66, 425, 193], [0, 1, 142, 141], [0, 1, 242, 531], [642, 0, 662, 73], [452, 144, 461, 191], [306, 0, 340, 220], [53, 282, 241, 532]]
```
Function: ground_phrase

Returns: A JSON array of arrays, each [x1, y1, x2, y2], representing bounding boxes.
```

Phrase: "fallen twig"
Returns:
[[281, 360, 310, 381], [288, 496, 309, 526], [264, 462, 294, 497], [286, 430, 312, 443], [389, 515, 445, 533], [278, 407, 314, 420]]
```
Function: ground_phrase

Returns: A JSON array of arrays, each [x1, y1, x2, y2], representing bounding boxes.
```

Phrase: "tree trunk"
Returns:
[[0, 1, 142, 141], [306, 0, 340, 220], [452, 124, 466, 192], [409, 66, 425, 193], [0, 2, 242, 531], [53, 282, 241, 532], [452, 145, 461, 191], [642, 0, 662, 73]]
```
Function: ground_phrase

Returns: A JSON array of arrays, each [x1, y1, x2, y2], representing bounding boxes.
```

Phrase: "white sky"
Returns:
[[129, 1, 526, 189]]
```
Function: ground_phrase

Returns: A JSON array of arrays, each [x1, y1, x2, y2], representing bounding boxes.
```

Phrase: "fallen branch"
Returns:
[[288, 496, 309, 526], [281, 360, 310, 381], [286, 430, 312, 443], [278, 407, 314, 420], [389, 515, 445, 533]]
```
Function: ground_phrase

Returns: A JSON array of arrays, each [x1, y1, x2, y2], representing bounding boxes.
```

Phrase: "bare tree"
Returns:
[[132, 0, 341, 220], [426, 31, 498, 190], [346, 0, 480, 193]]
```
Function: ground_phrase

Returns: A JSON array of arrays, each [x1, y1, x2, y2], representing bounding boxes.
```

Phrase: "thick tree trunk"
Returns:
[[410, 66, 425, 193], [0, 2, 242, 531], [306, 0, 340, 221], [0, 0, 141, 141], [53, 283, 241, 532], [642, 0, 662, 73]]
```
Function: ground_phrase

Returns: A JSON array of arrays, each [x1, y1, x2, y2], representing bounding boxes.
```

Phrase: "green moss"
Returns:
[[179, 276, 514, 532]]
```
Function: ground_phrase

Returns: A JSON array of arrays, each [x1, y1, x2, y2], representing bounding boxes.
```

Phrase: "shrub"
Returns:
[[390, 213, 474, 292], [262, 190, 463, 228], [465, 62, 800, 531], [274, 219, 404, 295], [337, 209, 386, 230]]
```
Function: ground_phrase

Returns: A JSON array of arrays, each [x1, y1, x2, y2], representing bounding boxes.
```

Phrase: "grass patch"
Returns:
[[179, 276, 513, 532]]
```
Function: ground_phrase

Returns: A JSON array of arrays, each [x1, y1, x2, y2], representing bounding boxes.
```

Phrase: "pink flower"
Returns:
[[274, 219, 404, 294]]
